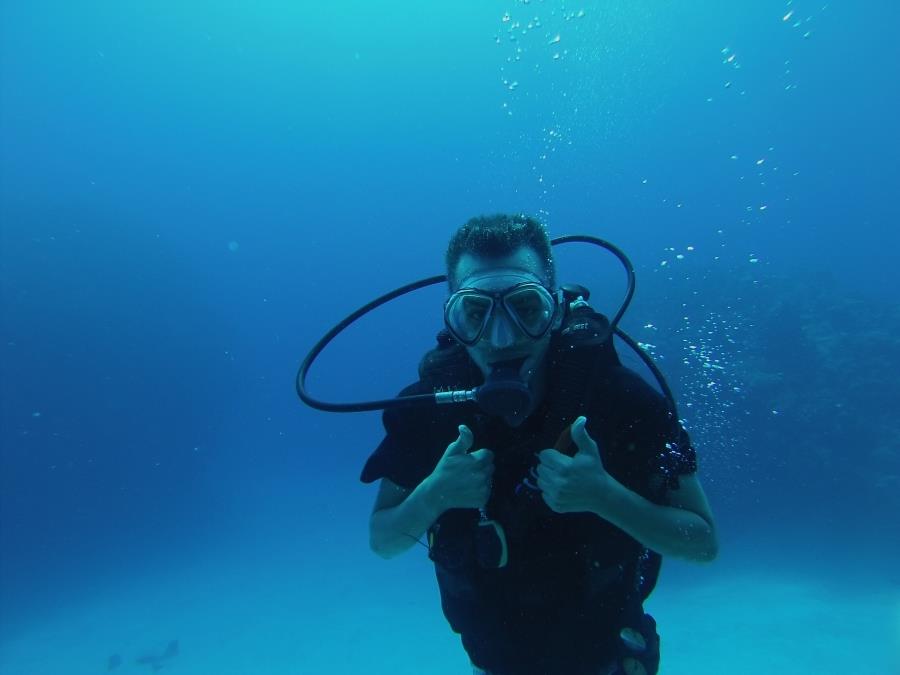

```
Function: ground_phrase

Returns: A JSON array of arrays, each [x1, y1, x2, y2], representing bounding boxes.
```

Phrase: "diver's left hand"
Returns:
[[535, 416, 617, 514]]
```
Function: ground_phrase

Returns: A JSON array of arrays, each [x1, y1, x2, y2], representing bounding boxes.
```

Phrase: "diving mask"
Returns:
[[444, 280, 561, 347]]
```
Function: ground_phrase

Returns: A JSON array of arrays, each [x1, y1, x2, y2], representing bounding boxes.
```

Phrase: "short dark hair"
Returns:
[[445, 214, 556, 289]]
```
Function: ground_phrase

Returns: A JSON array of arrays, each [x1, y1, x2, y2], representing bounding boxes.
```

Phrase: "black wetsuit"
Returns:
[[361, 333, 697, 675]]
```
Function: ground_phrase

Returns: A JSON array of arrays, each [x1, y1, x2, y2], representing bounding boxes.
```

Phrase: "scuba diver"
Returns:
[[297, 214, 718, 675]]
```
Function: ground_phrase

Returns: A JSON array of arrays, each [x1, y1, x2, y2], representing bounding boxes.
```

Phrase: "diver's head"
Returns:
[[444, 215, 560, 423], [446, 214, 556, 290]]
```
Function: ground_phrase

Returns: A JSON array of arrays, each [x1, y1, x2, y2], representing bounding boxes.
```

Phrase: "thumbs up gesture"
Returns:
[[536, 416, 615, 514], [424, 425, 495, 514]]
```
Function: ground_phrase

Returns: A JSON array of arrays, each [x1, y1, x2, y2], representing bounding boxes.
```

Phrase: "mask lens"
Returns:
[[446, 293, 493, 344], [505, 286, 554, 337]]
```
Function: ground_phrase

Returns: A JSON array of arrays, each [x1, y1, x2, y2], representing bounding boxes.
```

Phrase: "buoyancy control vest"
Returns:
[[418, 304, 665, 639]]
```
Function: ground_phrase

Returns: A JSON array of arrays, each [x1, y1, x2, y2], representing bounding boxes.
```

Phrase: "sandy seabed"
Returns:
[[2, 546, 897, 675]]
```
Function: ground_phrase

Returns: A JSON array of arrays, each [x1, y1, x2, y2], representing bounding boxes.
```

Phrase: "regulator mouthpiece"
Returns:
[[475, 358, 532, 425]]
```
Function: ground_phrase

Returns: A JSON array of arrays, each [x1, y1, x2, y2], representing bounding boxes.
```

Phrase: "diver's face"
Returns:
[[451, 247, 555, 382]]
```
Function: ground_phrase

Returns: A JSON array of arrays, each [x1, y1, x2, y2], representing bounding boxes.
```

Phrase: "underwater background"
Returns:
[[2, 1, 899, 673]]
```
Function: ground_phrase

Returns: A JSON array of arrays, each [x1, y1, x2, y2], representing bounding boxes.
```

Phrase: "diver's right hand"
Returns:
[[424, 425, 494, 513]]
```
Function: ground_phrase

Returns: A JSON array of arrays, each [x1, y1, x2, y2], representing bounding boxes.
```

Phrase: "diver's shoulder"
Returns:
[[592, 364, 667, 408], [396, 379, 433, 398]]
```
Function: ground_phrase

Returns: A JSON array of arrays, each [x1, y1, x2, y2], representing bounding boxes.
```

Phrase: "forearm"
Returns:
[[593, 480, 718, 563], [369, 478, 442, 559]]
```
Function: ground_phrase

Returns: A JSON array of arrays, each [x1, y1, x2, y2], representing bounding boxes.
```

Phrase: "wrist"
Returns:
[[590, 475, 628, 518], [415, 475, 446, 521]]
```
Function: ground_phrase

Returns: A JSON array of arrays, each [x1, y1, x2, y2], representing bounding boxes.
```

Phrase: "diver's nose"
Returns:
[[486, 311, 516, 348]]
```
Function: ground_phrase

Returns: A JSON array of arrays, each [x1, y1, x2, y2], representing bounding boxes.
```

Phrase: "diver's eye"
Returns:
[[505, 287, 553, 335], [461, 297, 490, 324], [508, 296, 544, 320], [516, 304, 542, 320]]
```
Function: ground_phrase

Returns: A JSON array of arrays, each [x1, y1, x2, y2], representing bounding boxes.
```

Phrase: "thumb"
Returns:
[[571, 416, 600, 457], [444, 424, 474, 457], [468, 448, 494, 464]]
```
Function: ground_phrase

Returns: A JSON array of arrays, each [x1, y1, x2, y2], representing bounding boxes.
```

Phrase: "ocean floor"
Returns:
[[2, 543, 897, 675]]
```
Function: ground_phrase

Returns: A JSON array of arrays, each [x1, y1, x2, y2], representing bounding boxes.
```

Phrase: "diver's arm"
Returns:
[[369, 426, 492, 559], [368, 477, 441, 559], [592, 474, 718, 563]]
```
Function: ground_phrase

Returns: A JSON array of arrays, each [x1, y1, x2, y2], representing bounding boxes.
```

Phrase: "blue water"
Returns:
[[2, 2, 899, 673]]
